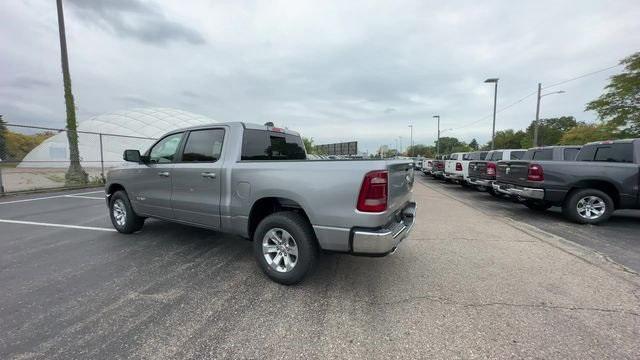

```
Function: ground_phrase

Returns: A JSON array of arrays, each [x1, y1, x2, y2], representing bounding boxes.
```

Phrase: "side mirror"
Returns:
[[123, 149, 141, 163]]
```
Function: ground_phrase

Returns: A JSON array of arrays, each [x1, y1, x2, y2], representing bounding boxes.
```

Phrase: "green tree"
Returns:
[[559, 123, 616, 145], [469, 138, 479, 150], [406, 144, 436, 158], [302, 137, 315, 154], [0, 115, 7, 159], [522, 116, 578, 147], [435, 137, 470, 154], [586, 52, 640, 137], [488, 129, 527, 149], [57, 0, 87, 185]]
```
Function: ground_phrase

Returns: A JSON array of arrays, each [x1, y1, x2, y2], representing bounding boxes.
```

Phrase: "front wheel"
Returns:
[[253, 211, 318, 285], [109, 190, 145, 233], [562, 189, 614, 224]]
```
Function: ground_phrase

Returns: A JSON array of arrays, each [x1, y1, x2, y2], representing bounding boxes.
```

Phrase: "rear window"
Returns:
[[576, 143, 634, 163], [467, 151, 488, 161], [531, 149, 553, 160], [563, 148, 580, 161], [510, 151, 525, 160], [462, 153, 471, 160], [241, 129, 306, 160], [489, 151, 503, 161]]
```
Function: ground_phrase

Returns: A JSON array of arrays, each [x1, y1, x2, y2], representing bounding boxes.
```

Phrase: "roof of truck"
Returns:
[[527, 145, 581, 150], [583, 138, 638, 146], [172, 122, 301, 136]]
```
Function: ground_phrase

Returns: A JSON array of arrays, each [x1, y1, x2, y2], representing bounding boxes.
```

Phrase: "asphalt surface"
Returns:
[[1, 185, 639, 359], [417, 174, 640, 273]]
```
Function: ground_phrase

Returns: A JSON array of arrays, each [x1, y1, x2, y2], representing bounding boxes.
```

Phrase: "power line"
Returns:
[[444, 63, 622, 133]]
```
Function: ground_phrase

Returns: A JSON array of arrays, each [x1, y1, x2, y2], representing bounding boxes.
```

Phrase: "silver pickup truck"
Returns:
[[105, 122, 416, 284]]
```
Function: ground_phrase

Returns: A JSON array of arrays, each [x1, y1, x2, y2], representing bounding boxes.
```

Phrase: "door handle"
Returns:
[[201, 172, 216, 179], [158, 171, 170, 177]]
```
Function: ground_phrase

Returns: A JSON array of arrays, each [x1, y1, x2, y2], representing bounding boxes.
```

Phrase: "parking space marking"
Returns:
[[65, 195, 105, 200], [0, 219, 116, 232], [0, 190, 104, 205]]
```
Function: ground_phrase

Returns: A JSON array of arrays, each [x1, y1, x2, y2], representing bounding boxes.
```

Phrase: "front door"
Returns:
[[131, 132, 184, 219], [171, 128, 225, 228]]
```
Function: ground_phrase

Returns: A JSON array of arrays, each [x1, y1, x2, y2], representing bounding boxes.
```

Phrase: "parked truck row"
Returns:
[[421, 139, 640, 224]]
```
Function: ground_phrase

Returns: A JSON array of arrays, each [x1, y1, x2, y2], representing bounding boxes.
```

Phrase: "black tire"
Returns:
[[524, 200, 552, 211], [562, 188, 614, 224], [489, 188, 502, 198], [253, 211, 318, 285], [109, 190, 145, 233]]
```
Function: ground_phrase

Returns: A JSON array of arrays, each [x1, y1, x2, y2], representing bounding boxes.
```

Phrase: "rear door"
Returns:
[[171, 128, 226, 228]]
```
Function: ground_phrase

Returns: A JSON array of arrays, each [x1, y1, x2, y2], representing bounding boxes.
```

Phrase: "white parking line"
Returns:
[[65, 195, 105, 200], [0, 219, 115, 232], [0, 190, 104, 205]]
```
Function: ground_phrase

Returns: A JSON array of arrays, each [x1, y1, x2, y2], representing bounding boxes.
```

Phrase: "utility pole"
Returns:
[[533, 83, 565, 147], [534, 83, 542, 147], [484, 78, 499, 149], [433, 115, 440, 156], [408, 125, 413, 157], [56, 0, 87, 185], [399, 137, 403, 155]]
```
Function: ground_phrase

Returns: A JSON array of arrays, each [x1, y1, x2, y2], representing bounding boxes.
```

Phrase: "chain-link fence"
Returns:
[[0, 123, 157, 193]]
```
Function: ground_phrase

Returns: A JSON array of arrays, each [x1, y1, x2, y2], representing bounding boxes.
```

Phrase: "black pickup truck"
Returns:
[[493, 139, 640, 224]]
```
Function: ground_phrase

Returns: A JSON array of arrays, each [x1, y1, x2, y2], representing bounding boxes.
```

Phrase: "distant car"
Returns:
[[431, 155, 447, 179], [460, 151, 489, 186], [467, 149, 526, 195], [493, 139, 640, 224], [422, 158, 434, 175]]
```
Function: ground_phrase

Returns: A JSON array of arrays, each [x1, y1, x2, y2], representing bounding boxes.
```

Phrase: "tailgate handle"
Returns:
[[201, 172, 217, 179]]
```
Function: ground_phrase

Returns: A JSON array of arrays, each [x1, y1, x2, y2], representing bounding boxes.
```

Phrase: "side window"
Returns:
[[531, 149, 552, 160], [510, 151, 525, 160], [593, 144, 633, 163], [149, 132, 184, 163], [576, 146, 596, 161], [479, 151, 488, 160], [492, 151, 503, 161], [463, 153, 471, 160], [563, 148, 579, 161], [181, 129, 225, 162]]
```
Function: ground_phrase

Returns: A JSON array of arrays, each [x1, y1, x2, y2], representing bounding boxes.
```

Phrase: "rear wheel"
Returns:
[[253, 211, 318, 285], [109, 190, 145, 233], [524, 200, 552, 211], [562, 189, 614, 224]]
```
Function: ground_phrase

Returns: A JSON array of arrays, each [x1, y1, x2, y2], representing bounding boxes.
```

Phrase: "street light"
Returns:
[[484, 78, 499, 149], [408, 125, 413, 157], [433, 115, 440, 155], [534, 82, 566, 146]]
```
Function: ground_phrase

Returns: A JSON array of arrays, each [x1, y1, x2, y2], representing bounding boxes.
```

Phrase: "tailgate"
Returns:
[[387, 162, 414, 214], [468, 161, 486, 178], [496, 160, 530, 185]]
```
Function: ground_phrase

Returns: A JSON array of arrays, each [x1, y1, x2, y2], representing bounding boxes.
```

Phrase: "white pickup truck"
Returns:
[[444, 152, 468, 182]]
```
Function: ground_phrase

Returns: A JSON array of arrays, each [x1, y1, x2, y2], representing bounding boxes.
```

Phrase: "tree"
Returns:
[[0, 115, 7, 159], [488, 129, 527, 149], [522, 116, 578, 148], [586, 52, 640, 137], [559, 123, 616, 145], [302, 137, 314, 154], [56, 0, 87, 185], [469, 138, 479, 150], [435, 137, 470, 154], [406, 144, 436, 158]]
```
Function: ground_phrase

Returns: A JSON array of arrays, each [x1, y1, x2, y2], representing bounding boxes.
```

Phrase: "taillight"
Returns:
[[527, 164, 544, 181], [486, 162, 496, 176], [357, 170, 388, 212], [456, 162, 462, 171], [428, 161, 432, 166]]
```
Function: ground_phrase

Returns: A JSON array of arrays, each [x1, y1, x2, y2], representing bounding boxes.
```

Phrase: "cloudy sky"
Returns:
[[1, 0, 639, 152]]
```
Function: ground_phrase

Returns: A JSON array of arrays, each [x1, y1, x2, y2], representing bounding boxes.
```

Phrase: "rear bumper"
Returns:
[[468, 178, 493, 187], [492, 182, 544, 200], [351, 202, 416, 256], [444, 172, 463, 181]]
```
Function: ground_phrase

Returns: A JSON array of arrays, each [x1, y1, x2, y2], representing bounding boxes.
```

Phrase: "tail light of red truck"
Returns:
[[455, 162, 462, 171], [357, 170, 388, 212], [527, 164, 544, 181], [486, 162, 496, 176]]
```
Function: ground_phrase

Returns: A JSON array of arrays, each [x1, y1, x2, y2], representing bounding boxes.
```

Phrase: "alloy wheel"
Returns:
[[576, 195, 606, 220], [113, 199, 127, 226], [262, 228, 299, 273]]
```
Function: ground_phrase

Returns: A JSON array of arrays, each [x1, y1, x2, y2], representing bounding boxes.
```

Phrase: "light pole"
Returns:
[[399, 136, 403, 155], [408, 125, 413, 157], [433, 115, 440, 156], [534, 82, 566, 146], [484, 78, 499, 149]]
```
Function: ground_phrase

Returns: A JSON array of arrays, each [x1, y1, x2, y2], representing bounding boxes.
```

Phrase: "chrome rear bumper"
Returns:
[[351, 202, 416, 255], [492, 182, 544, 199]]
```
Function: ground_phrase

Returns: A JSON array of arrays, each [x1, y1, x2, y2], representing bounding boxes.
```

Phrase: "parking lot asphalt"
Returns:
[[417, 174, 640, 273], [1, 185, 639, 359]]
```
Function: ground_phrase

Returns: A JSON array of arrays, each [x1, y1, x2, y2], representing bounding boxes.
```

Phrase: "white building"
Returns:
[[19, 108, 217, 168]]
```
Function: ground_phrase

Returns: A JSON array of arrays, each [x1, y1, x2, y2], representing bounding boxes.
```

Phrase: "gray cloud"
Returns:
[[114, 95, 154, 107], [66, 0, 205, 45], [5, 76, 51, 89]]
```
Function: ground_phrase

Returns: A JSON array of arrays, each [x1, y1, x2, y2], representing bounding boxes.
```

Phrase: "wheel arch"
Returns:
[[568, 180, 620, 209], [247, 197, 315, 241]]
